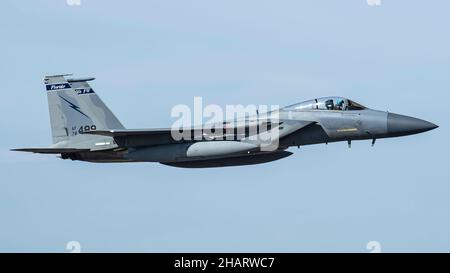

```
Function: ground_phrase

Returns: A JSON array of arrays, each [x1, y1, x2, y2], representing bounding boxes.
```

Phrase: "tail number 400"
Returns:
[[72, 125, 97, 135]]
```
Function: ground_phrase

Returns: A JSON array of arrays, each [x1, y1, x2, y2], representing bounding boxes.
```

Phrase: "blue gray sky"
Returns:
[[0, 0, 449, 252]]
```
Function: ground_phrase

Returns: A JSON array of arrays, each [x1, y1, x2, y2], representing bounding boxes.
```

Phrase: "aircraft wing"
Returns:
[[85, 128, 199, 137], [85, 120, 315, 148], [84, 128, 202, 147], [11, 148, 90, 154]]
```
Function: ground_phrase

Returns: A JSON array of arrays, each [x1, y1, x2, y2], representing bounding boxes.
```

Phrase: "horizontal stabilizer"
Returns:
[[11, 148, 90, 154]]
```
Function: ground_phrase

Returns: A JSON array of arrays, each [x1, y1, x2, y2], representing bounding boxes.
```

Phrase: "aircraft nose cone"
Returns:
[[387, 113, 438, 137]]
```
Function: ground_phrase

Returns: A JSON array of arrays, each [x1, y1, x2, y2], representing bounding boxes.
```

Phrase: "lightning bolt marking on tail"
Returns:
[[58, 95, 90, 119]]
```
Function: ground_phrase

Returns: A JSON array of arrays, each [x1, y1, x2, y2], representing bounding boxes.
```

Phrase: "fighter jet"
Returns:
[[12, 74, 438, 168]]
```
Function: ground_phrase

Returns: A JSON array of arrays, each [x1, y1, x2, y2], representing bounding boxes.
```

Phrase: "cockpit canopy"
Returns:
[[284, 97, 366, 111]]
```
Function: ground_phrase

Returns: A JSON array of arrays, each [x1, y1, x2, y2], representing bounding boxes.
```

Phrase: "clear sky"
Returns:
[[0, 0, 449, 252]]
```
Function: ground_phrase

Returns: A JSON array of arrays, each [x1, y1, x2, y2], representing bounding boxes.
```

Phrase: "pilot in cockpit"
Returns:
[[325, 98, 346, 110], [335, 99, 345, 111]]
